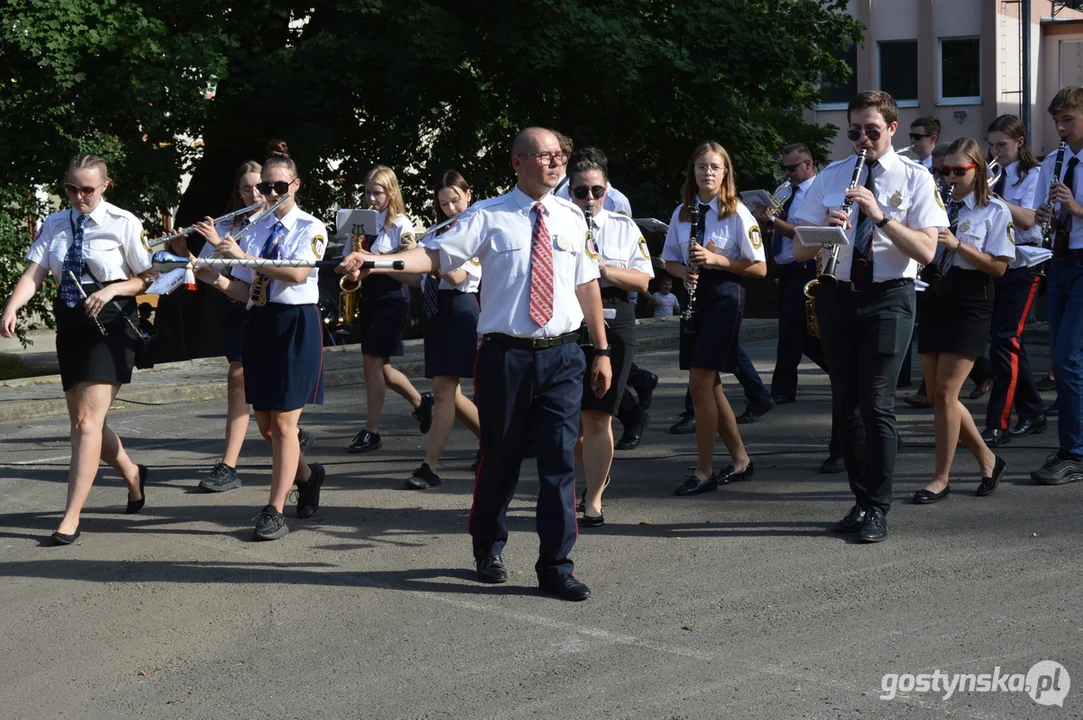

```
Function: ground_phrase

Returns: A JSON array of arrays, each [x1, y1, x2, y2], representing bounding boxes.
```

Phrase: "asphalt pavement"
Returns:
[[0, 336, 1080, 719]]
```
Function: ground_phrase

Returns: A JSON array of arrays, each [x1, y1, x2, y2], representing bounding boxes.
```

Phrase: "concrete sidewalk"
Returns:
[[0, 317, 779, 423]]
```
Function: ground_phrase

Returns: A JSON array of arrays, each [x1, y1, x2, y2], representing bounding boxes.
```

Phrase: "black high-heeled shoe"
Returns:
[[126, 464, 148, 515]]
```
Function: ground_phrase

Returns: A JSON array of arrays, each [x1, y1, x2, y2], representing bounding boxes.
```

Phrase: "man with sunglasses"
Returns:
[[909, 117, 941, 171], [338, 127, 611, 601], [793, 90, 947, 543]]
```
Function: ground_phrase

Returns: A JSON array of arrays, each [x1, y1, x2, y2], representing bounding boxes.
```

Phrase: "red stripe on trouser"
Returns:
[[467, 339, 486, 536], [998, 274, 1042, 429]]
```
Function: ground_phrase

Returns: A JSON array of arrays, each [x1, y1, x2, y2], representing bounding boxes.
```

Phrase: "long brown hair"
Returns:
[[224, 160, 261, 233], [434, 170, 471, 221], [947, 138, 990, 208], [987, 114, 1039, 187], [679, 142, 737, 221]]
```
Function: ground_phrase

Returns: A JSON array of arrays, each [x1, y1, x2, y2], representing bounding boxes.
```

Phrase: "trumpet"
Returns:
[[819, 149, 867, 284], [680, 201, 701, 332], [142, 200, 266, 252], [987, 160, 1003, 192], [762, 181, 794, 220]]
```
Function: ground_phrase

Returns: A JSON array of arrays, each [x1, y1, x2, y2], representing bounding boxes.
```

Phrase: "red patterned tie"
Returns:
[[529, 202, 554, 326]]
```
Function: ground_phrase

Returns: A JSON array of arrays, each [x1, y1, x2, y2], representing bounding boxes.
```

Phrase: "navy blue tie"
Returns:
[[59, 213, 89, 308], [423, 273, 440, 319]]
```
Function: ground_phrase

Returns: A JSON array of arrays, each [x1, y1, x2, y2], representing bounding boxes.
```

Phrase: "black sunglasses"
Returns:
[[256, 180, 291, 195], [909, 133, 931, 142], [780, 161, 806, 172], [846, 127, 883, 142], [572, 185, 606, 200]]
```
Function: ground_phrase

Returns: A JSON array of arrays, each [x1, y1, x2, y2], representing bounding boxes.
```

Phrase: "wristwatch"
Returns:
[[594, 347, 611, 357], [875, 216, 891, 228]]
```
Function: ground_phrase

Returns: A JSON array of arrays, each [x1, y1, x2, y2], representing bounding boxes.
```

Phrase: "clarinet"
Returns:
[[1041, 140, 1068, 257], [819, 149, 867, 283], [680, 201, 701, 331]]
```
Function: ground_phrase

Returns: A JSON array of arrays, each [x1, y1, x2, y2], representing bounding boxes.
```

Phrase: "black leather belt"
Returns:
[[777, 261, 815, 273], [483, 332, 581, 349], [837, 277, 913, 293]]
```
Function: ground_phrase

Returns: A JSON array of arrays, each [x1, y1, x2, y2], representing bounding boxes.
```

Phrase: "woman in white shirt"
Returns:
[[1, 154, 153, 545]]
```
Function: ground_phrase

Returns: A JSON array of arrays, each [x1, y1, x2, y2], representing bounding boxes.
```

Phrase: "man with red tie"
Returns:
[[338, 127, 612, 601]]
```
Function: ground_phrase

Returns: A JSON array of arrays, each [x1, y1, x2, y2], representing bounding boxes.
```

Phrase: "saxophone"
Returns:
[[337, 230, 362, 326]]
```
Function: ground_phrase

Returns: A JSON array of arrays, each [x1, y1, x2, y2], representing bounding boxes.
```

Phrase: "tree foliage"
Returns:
[[1, 0, 862, 348]]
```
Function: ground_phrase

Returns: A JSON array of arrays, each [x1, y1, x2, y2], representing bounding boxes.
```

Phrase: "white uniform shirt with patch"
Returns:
[[240, 205, 327, 306], [996, 160, 1041, 268], [660, 196, 766, 270], [587, 208, 655, 286], [27, 201, 150, 283], [435, 186, 599, 337], [366, 211, 416, 255], [773, 175, 816, 265], [1031, 144, 1083, 251], [948, 193, 1016, 271], [556, 182, 633, 217], [418, 218, 481, 293], [793, 150, 948, 282], [197, 216, 265, 265]]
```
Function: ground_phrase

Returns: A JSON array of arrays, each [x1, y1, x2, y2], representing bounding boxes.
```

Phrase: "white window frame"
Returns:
[[877, 39, 920, 107], [937, 36, 981, 106]]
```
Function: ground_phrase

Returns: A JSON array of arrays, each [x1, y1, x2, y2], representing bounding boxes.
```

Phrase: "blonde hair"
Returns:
[[67, 154, 111, 186], [364, 165, 405, 225], [680, 142, 737, 221]]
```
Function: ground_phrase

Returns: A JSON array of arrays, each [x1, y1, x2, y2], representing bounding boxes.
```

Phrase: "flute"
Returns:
[[151, 251, 405, 273], [67, 271, 108, 336], [142, 200, 266, 252]]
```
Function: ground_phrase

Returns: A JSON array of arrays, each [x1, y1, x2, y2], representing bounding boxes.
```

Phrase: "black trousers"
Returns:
[[617, 363, 654, 426], [770, 262, 824, 400], [471, 338, 584, 580], [818, 281, 915, 514], [985, 267, 1044, 430]]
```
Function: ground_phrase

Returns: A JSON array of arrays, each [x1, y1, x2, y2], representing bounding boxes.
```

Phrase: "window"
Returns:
[[879, 41, 919, 103], [819, 45, 858, 108], [940, 38, 980, 102]]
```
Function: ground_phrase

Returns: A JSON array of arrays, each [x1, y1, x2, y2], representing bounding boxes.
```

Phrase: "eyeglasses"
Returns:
[[935, 164, 978, 177], [780, 161, 806, 172], [572, 185, 606, 200], [518, 151, 567, 165], [846, 127, 883, 142], [909, 133, 930, 142], [64, 183, 102, 196], [256, 180, 292, 195], [694, 164, 725, 175]]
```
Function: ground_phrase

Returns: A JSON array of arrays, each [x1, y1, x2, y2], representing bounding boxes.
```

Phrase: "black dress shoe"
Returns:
[[831, 505, 867, 533], [717, 462, 753, 484], [347, 429, 381, 453], [538, 574, 592, 601], [50, 530, 81, 545], [615, 411, 649, 451], [673, 473, 717, 496], [976, 455, 1007, 497], [819, 455, 845, 474], [736, 399, 775, 424], [126, 464, 148, 515], [913, 484, 950, 504], [1036, 374, 1056, 392], [476, 555, 508, 583], [412, 392, 435, 434], [980, 427, 1010, 447], [580, 513, 604, 528], [669, 412, 696, 434], [859, 509, 888, 543], [1008, 415, 1047, 438], [968, 378, 992, 400]]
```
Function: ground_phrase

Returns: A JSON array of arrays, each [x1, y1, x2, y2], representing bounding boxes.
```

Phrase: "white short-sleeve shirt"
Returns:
[[27, 201, 150, 283], [948, 193, 1017, 271], [418, 219, 482, 293], [793, 150, 949, 282], [1031, 144, 1083, 251], [435, 186, 599, 337], [587, 208, 655, 286], [996, 160, 1041, 268], [773, 176, 816, 265], [660, 196, 766, 269], [365, 211, 416, 255], [243, 205, 327, 307]]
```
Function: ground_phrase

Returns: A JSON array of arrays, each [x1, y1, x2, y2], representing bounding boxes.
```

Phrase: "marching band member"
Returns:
[[568, 147, 654, 525], [980, 115, 1046, 447], [339, 127, 612, 602], [405, 170, 482, 489], [205, 141, 326, 540], [909, 117, 941, 172], [346, 165, 433, 454], [793, 90, 947, 542], [1031, 86, 1083, 486], [552, 133, 633, 216], [913, 138, 1013, 503], [664, 141, 766, 496], [1, 154, 152, 545]]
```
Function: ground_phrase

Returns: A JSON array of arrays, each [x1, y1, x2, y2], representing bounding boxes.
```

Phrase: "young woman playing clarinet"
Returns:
[[346, 165, 433, 454], [914, 138, 1014, 503], [205, 140, 326, 539], [567, 148, 653, 525], [663, 142, 766, 496], [405, 170, 482, 489], [1, 154, 153, 545]]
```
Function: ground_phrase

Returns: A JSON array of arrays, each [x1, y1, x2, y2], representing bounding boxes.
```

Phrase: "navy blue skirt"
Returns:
[[243, 302, 324, 411], [678, 271, 745, 373], [423, 290, 479, 378], [219, 292, 249, 364], [359, 277, 409, 358]]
